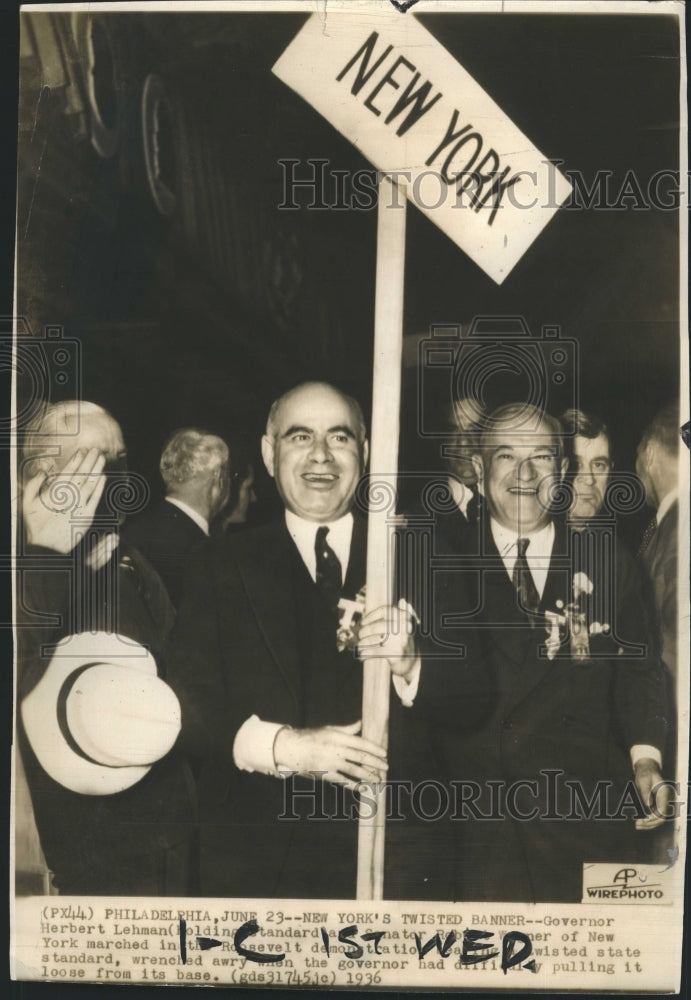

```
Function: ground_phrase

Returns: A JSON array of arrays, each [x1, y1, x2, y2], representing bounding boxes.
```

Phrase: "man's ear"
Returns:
[[471, 454, 484, 486], [559, 456, 568, 480], [362, 438, 369, 469], [261, 435, 276, 479], [214, 464, 228, 495]]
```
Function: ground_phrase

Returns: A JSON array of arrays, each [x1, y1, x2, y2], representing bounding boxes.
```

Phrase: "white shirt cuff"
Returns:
[[631, 745, 662, 769], [391, 659, 421, 707], [233, 715, 285, 775]]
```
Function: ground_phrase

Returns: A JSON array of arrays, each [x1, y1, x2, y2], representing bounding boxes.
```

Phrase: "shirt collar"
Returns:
[[490, 517, 555, 559], [657, 488, 678, 525], [490, 517, 555, 600], [447, 477, 474, 518], [285, 510, 354, 583], [165, 496, 209, 536]]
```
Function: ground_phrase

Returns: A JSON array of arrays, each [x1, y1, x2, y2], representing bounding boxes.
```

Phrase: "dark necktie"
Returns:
[[513, 537, 540, 618], [315, 525, 342, 611], [637, 515, 658, 557], [465, 489, 480, 524]]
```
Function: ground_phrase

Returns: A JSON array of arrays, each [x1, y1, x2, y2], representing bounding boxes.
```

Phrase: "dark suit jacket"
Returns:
[[641, 500, 678, 679], [17, 540, 195, 895], [167, 515, 445, 899], [414, 516, 669, 902], [123, 499, 207, 609]]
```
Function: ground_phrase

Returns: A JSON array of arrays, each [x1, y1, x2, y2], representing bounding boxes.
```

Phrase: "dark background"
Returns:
[[14, 10, 681, 532]]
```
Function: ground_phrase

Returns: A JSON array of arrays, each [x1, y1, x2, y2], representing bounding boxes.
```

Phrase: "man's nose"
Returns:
[[516, 458, 537, 481], [308, 436, 333, 462], [576, 464, 595, 484]]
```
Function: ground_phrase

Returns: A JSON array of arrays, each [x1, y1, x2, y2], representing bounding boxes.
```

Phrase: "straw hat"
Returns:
[[21, 632, 181, 795]]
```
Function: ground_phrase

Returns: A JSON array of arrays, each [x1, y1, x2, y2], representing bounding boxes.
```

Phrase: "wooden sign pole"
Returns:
[[357, 174, 406, 901]]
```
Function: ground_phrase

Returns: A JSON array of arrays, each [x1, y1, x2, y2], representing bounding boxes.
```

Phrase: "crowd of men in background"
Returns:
[[15, 385, 683, 902]]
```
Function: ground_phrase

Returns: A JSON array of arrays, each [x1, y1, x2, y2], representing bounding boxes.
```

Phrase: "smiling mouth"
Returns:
[[302, 473, 338, 486], [508, 487, 538, 495]]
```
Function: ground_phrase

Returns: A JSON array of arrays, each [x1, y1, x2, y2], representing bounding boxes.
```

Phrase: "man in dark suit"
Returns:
[[397, 402, 671, 902], [636, 402, 681, 680], [17, 401, 195, 895], [168, 382, 429, 899], [124, 428, 230, 608]]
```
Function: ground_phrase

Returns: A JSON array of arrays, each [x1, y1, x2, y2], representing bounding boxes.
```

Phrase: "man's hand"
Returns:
[[634, 758, 671, 830], [273, 720, 387, 791], [22, 448, 106, 553], [85, 532, 119, 572], [357, 600, 418, 682]]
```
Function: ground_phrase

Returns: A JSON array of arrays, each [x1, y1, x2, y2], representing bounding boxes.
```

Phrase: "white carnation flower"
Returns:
[[573, 572, 594, 598]]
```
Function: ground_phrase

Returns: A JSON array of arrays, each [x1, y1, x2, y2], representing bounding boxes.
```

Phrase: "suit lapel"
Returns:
[[479, 519, 533, 667], [233, 521, 303, 706], [228, 514, 366, 707], [501, 520, 576, 716], [645, 502, 676, 572], [433, 507, 470, 556], [165, 501, 207, 542], [540, 518, 572, 615], [481, 518, 572, 700], [343, 512, 367, 598]]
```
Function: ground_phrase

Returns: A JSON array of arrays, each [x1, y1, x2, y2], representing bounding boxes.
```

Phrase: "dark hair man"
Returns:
[[561, 407, 613, 527]]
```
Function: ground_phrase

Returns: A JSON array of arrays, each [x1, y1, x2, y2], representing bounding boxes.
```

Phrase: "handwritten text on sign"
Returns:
[[273, 12, 572, 284]]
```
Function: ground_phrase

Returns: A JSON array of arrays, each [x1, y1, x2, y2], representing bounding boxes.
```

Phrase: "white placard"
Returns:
[[273, 9, 573, 283]]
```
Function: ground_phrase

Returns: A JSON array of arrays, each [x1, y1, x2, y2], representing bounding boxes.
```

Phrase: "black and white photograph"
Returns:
[[9, 0, 688, 991]]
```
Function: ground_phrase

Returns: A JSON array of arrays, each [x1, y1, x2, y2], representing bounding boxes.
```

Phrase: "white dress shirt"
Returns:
[[447, 477, 475, 520], [490, 518, 554, 599], [233, 511, 417, 775], [285, 509, 353, 583], [165, 496, 210, 537]]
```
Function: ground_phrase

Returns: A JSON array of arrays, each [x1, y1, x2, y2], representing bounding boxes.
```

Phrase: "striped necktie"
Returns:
[[513, 537, 540, 619], [637, 515, 658, 557]]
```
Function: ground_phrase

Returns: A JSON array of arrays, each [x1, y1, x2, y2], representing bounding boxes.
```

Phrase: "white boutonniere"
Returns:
[[573, 572, 594, 599], [544, 609, 564, 660], [336, 586, 367, 653], [568, 571, 593, 661], [544, 572, 608, 662]]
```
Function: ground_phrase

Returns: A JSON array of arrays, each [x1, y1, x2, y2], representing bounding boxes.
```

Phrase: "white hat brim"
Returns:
[[21, 632, 179, 795]]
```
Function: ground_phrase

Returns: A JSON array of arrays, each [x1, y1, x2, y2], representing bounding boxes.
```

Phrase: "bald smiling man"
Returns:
[[167, 382, 438, 900]]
